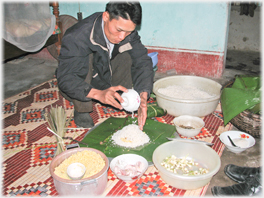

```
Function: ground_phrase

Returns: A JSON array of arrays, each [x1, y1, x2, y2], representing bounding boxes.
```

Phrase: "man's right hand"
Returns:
[[87, 86, 128, 110]]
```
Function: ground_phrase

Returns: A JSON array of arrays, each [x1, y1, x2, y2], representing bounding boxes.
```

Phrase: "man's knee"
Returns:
[[59, 89, 93, 113]]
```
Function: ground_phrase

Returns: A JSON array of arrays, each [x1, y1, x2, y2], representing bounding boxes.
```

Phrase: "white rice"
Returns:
[[111, 124, 150, 148], [158, 85, 214, 99]]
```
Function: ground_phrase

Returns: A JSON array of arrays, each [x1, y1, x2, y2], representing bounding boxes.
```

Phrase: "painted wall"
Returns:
[[58, 1, 230, 78]]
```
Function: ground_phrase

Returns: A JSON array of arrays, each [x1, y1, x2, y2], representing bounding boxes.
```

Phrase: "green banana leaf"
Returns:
[[80, 117, 176, 162], [232, 76, 261, 90], [147, 103, 167, 118], [150, 92, 156, 99], [221, 76, 261, 126]]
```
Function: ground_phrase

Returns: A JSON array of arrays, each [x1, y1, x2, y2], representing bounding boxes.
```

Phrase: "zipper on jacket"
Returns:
[[108, 50, 113, 86]]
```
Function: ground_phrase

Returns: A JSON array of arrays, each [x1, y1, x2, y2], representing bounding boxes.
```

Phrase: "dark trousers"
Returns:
[[60, 52, 133, 113]]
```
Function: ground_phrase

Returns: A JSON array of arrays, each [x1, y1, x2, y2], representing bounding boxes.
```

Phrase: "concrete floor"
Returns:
[[2, 49, 262, 196]]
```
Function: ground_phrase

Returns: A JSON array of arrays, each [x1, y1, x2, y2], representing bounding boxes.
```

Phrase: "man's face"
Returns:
[[103, 11, 136, 44]]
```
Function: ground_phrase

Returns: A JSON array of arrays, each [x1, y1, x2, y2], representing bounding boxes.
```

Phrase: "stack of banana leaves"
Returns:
[[221, 75, 261, 126]]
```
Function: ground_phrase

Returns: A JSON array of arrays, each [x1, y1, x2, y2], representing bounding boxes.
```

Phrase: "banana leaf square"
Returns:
[[80, 117, 176, 162]]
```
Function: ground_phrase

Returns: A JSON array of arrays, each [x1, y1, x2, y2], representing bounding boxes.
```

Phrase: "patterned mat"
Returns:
[[2, 78, 232, 196]]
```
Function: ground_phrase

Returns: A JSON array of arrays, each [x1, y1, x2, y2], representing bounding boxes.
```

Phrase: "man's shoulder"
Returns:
[[64, 12, 102, 36], [74, 12, 103, 29]]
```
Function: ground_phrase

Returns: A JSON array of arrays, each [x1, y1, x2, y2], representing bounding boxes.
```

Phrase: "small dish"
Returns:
[[173, 115, 205, 137], [67, 162, 86, 180], [219, 131, 255, 153], [110, 154, 148, 183]]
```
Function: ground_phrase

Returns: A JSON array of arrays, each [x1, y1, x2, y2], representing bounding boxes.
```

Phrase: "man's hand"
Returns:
[[87, 86, 128, 109], [137, 92, 148, 130]]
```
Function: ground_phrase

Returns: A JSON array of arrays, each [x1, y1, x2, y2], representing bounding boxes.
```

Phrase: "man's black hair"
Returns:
[[105, 1, 142, 25]]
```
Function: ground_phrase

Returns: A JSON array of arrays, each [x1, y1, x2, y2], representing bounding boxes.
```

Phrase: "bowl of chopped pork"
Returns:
[[153, 75, 222, 117], [110, 154, 148, 183], [152, 141, 221, 190]]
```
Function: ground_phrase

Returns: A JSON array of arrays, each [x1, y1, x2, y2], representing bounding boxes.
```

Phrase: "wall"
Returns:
[[58, 2, 230, 78], [227, 5, 261, 51]]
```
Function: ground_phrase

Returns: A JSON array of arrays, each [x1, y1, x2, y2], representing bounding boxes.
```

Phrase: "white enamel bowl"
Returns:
[[219, 131, 255, 153]]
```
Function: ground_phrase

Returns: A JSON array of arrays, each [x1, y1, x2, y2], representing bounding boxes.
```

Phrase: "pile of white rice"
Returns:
[[111, 124, 150, 148], [54, 150, 105, 180], [158, 85, 214, 99]]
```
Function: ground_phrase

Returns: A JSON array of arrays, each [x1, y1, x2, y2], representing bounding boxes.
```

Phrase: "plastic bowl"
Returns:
[[148, 52, 158, 67], [110, 154, 148, 183], [219, 131, 255, 153], [152, 141, 221, 190], [173, 115, 205, 137], [153, 75, 222, 117]]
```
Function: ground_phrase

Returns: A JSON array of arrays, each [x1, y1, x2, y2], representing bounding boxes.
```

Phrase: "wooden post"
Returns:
[[50, 2, 62, 56]]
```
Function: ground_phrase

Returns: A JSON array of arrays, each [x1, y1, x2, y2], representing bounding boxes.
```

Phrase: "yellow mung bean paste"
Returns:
[[54, 150, 105, 180]]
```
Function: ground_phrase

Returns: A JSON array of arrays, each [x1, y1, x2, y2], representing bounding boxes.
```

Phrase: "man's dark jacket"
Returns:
[[57, 12, 153, 102]]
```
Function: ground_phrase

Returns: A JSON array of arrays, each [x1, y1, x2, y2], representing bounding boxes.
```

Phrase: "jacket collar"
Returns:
[[90, 13, 108, 51]]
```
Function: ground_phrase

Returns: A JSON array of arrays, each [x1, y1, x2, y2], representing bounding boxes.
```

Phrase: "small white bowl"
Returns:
[[110, 154, 148, 183], [219, 131, 255, 153], [121, 89, 141, 112], [67, 162, 86, 180], [173, 115, 205, 137]]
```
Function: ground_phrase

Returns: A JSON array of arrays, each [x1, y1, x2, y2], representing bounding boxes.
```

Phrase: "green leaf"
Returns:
[[248, 103, 261, 114], [221, 76, 261, 125], [147, 103, 166, 118], [232, 76, 261, 90], [150, 92, 156, 99], [80, 117, 176, 162]]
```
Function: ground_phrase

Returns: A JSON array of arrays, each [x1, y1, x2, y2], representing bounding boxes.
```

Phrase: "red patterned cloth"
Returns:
[[2, 79, 232, 196]]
